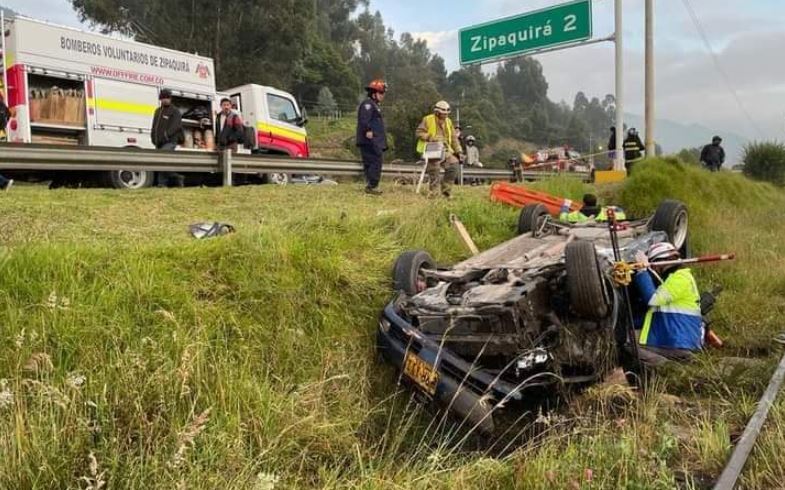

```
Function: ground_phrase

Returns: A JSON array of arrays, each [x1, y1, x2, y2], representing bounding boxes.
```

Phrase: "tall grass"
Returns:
[[1, 166, 784, 488]]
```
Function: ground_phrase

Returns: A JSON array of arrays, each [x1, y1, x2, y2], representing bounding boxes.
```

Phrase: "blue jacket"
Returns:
[[634, 268, 703, 351], [356, 98, 387, 152]]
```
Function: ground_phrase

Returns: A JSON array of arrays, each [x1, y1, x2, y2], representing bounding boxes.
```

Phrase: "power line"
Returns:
[[681, 0, 764, 138]]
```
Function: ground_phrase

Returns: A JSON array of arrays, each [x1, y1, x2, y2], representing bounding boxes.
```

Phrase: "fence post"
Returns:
[[221, 149, 232, 187]]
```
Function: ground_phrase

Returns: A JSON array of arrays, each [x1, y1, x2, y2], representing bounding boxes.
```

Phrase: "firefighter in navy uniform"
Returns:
[[356, 79, 388, 195], [623, 127, 645, 174]]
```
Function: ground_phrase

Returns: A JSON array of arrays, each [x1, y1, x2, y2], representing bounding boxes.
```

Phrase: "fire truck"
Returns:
[[1, 15, 309, 188]]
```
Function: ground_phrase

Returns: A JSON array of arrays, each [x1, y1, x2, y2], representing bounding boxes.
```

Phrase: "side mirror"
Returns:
[[295, 116, 308, 127]]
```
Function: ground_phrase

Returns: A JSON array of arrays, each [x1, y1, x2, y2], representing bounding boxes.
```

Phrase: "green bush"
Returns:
[[743, 141, 785, 186]]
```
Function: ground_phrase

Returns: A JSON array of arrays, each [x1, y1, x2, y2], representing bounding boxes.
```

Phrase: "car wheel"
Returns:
[[565, 241, 609, 319], [264, 173, 290, 185], [104, 170, 154, 189], [649, 200, 688, 251], [517, 204, 549, 235], [393, 250, 435, 295]]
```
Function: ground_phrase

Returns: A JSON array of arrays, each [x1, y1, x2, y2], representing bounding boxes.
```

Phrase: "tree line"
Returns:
[[71, 0, 616, 163]]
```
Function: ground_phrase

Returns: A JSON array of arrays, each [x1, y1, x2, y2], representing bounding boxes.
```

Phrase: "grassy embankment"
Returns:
[[1, 160, 784, 488]]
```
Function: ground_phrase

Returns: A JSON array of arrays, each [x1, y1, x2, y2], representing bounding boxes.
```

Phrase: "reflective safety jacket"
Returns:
[[416, 114, 460, 155], [559, 206, 627, 223], [634, 268, 703, 351]]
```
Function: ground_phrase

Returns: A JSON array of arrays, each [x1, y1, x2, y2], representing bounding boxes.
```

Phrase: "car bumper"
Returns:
[[377, 301, 537, 434]]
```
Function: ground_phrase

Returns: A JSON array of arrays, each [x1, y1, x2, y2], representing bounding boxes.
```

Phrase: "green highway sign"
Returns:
[[459, 0, 592, 65]]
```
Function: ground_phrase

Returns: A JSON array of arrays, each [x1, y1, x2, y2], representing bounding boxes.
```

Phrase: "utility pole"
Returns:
[[614, 0, 625, 172], [644, 0, 655, 156]]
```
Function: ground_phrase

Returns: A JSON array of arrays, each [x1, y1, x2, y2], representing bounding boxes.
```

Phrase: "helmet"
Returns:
[[434, 100, 451, 115], [466, 135, 476, 142], [159, 88, 173, 99], [365, 79, 387, 94], [712, 135, 722, 143], [647, 242, 680, 263], [628, 127, 638, 136]]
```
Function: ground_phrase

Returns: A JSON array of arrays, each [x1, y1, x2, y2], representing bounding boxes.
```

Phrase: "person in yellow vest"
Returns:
[[415, 100, 463, 198], [559, 194, 627, 223]]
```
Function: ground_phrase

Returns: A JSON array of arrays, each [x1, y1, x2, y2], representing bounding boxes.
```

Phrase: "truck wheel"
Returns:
[[565, 241, 609, 319], [649, 200, 688, 251], [104, 170, 154, 189], [517, 204, 549, 235], [393, 250, 435, 295]]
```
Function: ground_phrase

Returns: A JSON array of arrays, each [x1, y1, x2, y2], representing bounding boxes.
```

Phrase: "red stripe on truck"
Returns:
[[6, 65, 27, 107]]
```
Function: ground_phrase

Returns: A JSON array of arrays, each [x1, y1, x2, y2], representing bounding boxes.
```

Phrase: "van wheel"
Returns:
[[104, 170, 154, 189], [393, 250, 435, 295], [565, 241, 609, 319]]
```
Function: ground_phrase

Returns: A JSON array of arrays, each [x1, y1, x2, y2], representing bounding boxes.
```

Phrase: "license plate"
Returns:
[[403, 351, 439, 396]]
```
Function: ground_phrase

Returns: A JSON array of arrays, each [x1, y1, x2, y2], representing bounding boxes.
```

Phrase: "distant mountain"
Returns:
[[625, 113, 748, 164], [1, 7, 16, 18]]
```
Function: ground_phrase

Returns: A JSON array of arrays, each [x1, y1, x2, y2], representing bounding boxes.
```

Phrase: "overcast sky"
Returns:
[[4, 0, 782, 141]]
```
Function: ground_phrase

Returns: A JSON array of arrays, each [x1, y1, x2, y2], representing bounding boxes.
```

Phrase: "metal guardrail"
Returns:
[[0, 143, 589, 184]]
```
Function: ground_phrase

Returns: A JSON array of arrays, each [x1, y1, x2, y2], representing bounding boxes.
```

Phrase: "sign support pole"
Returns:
[[614, 0, 625, 172], [644, 0, 655, 157]]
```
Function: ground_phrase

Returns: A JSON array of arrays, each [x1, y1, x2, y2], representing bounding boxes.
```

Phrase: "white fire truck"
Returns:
[[1, 15, 309, 188]]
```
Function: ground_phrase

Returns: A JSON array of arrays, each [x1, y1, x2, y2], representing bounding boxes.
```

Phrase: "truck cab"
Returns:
[[221, 84, 309, 158]]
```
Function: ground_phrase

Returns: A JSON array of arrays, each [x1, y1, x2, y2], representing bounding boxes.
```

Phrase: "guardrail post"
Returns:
[[221, 150, 232, 187]]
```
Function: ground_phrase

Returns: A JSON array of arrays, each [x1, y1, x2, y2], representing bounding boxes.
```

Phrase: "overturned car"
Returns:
[[377, 200, 689, 434]]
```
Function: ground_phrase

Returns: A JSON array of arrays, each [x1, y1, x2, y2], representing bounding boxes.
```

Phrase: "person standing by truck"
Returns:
[[356, 79, 388, 195], [151, 88, 185, 187], [215, 98, 245, 151]]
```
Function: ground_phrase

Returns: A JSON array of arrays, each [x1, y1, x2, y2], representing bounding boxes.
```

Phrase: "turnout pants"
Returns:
[[360, 146, 383, 189], [426, 154, 460, 196]]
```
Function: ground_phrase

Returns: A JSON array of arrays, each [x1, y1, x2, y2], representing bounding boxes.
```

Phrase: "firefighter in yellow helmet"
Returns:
[[415, 100, 463, 198]]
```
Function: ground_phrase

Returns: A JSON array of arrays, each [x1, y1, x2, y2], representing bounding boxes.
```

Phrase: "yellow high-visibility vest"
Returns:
[[416, 114, 455, 155]]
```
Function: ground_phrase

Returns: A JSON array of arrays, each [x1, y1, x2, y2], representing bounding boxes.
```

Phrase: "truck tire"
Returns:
[[565, 241, 609, 319], [517, 204, 549, 235], [393, 250, 435, 295], [104, 170, 154, 189], [649, 200, 688, 251]]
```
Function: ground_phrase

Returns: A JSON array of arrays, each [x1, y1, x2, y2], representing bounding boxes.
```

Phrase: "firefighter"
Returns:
[[215, 98, 245, 151], [356, 79, 388, 195], [465, 136, 483, 168], [700, 136, 725, 172], [633, 242, 703, 364], [508, 156, 522, 183], [623, 127, 644, 173], [416, 100, 463, 198], [151, 88, 185, 187]]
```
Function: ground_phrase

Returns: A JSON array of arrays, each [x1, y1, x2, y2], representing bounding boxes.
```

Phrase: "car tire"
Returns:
[[565, 241, 609, 319], [649, 200, 688, 251], [262, 173, 290, 185], [104, 170, 155, 189], [517, 204, 549, 235], [393, 250, 435, 295]]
